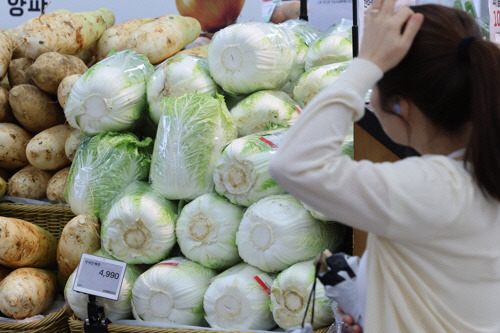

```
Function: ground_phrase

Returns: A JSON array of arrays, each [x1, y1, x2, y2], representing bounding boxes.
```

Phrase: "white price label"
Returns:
[[490, 0, 500, 42], [73, 253, 127, 301]]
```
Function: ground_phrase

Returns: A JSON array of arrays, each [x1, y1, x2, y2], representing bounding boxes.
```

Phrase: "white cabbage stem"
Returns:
[[176, 193, 244, 270]]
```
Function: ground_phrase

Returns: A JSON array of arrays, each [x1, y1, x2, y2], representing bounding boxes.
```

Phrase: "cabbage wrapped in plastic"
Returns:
[[271, 260, 336, 329], [214, 130, 287, 207], [101, 181, 177, 264], [150, 92, 237, 200], [305, 19, 353, 71], [147, 54, 220, 124], [293, 62, 350, 108], [236, 194, 345, 273], [65, 50, 154, 135], [208, 22, 296, 95], [131, 257, 216, 326], [65, 249, 142, 321], [204, 263, 276, 330], [278, 19, 321, 46], [176, 193, 244, 270], [231, 90, 300, 137], [277, 20, 321, 94], [64, 132, 153, 219]]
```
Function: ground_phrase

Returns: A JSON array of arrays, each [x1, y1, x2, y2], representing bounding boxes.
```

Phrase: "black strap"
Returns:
[[302, 262, 321, 328]]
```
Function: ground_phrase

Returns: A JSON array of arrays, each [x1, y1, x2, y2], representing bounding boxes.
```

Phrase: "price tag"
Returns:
[[72, 253, 127, 301], [490, 0, 500, 42]]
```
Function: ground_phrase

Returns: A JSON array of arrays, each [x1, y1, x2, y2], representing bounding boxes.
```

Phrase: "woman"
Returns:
[[269, 0, 500, 332]]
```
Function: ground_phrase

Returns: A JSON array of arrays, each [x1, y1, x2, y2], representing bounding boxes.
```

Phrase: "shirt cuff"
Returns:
[[344, 58, 384, 97]]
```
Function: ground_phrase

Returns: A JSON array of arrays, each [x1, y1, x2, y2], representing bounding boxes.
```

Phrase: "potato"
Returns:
[[64, 128, 84, 161], [0, 176, 6, 198], [17, 8, 115, 59], [26, 124, 71, 171], [26, 52, 88, 95], [0, 86, 14, 122], [7, 165, 51, 199], [175, 44, 209, 58], [57, 214, 100, 286], [7, 57, 34, 86], [75, 42, 97, 67], [0, 217, 57, 268], [127, 15, 201, 64], [9, 84, 65, 133], [57, 74, 81, 108], [0, 123, 32, 170], [0, 267, 57, 319], [46, 166, 70, 203], [0, 32, 13, 80], [96, 18, 154, 61], [0, 75, 9, 90], [2, 27, 25, 59]]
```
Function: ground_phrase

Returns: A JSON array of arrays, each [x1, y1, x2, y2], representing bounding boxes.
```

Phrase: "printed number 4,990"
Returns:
[[99, 270, 120, 280]]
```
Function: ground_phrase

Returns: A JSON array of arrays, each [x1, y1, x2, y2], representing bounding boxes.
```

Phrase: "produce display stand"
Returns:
[[0, 202, 75, 333], [67, 315, 331, 333]]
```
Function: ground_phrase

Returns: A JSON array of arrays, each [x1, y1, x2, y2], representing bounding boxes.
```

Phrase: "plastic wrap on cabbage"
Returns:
[[231, 90, 300, 137], [65, 50, 154, 135], [277, 20, 321, 94], [100, 181, 177, 265], [64, 132, 153, 219], [277, 19, 321, 46], [204, 263, 276, 330], [65, 249, 142, 321], [214, 130, 287, 207], [271, 260, 336, 329], [176, 193, 244, 270], [305, 19, 353, 71], [293, 62, 350, 108], [236, 194, 346, 273], [147, 54, 220, 124], [208, 22, 296, 95], [150, 92, 237, 200], [131, 257, 216, 326]]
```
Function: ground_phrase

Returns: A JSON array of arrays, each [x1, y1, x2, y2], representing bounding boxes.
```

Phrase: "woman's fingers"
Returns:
[[341, 313, 363, 332], [342, 314, 355, 324], [380, 0, 395, 15], [371, 0, 383, 11], [359, 4, 423, 72], [401, 12, 424, 46]]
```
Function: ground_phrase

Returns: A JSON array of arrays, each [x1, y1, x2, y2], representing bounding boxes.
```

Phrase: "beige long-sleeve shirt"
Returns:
[[269, 58, 500, 332]]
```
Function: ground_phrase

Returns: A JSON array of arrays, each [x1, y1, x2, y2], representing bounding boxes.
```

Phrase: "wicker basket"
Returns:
[[0, 202, 75, 238], [0, 202, 76, 333], [68, 315, 331, 333], [0, 305, 73, 333]]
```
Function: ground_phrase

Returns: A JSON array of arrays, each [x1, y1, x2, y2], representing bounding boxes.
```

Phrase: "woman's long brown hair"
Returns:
[[376, 4, 500, 200]]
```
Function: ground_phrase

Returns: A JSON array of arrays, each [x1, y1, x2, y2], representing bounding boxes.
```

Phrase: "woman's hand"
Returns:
[[338, 307, 363, 333], [359, 0, 424, 72]]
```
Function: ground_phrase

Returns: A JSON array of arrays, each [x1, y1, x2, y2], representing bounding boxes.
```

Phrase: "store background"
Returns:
[[0, 0, 486, 33]]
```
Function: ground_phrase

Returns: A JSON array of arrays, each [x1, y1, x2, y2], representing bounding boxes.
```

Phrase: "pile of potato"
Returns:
[[0, 50, 89, 203], [0, 7, 208, 203]]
